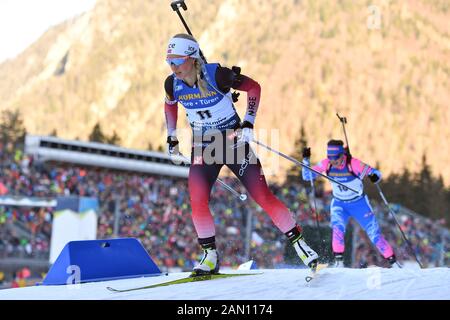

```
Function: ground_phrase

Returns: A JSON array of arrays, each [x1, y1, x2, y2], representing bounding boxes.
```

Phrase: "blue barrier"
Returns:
[[42, 238, 161, 285]]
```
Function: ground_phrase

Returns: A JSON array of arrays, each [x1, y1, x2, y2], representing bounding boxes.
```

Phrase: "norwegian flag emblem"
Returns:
[[193, 156, 203, 165]]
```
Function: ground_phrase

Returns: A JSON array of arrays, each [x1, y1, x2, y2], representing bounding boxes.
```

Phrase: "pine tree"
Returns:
[[365, 155, 449, 226], [413, 154, 449, 221], [106, 131, 121, 145], [411, 154, 433, 217], [0, 109, 27, 146], [286, 124, 308, 182], [89, 123, 107, 143], [49, 129, 58, 137]]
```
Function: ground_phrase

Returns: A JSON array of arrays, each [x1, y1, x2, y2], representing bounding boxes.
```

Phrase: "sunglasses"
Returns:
[[166, 51, 197, 66], [166, 56, 190, 66]]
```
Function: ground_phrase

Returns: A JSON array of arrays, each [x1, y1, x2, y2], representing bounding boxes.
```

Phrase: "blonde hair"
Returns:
[[194, 59, 209, 97], [172, 33, 209, 97]]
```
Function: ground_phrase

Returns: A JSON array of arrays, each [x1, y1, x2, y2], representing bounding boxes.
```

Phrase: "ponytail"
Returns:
[[194, 59, 209, 97]]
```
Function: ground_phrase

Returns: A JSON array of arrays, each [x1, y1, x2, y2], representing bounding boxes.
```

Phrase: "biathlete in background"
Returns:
[[302, 139, 401, 268]]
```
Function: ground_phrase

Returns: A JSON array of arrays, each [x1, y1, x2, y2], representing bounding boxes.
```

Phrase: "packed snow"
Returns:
[[0, 266, 448, 300]]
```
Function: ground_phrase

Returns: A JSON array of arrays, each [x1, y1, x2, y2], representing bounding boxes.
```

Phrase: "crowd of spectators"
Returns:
[[0, 141, 448, 282], [0, 206, 51, 259]]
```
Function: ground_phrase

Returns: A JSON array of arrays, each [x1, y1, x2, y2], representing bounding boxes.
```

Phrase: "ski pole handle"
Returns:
[[170, 0, 187, 11], [336, 113, 347, 124], [336, 113, 350, 152]]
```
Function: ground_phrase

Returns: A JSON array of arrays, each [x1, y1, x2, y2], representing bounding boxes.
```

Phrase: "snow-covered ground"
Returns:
[[0, 267, 448, 300]]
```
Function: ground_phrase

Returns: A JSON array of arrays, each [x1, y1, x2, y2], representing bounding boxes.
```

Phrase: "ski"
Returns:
[[305, 263, 329, 283], [106, 272, 263, 293]]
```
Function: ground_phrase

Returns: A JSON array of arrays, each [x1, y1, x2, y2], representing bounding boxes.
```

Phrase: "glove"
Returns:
[[368, 170, 381, 184], [238, 121, 254, 143], [302, 147, 311, 159], [166, 136, 180, 156]]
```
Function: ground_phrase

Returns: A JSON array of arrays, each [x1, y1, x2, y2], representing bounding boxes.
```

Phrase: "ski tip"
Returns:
[[106, 286, 120, 292]]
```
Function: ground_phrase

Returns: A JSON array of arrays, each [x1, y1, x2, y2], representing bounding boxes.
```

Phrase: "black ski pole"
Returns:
[[376, 184, 424, 268], [308, 178, 324, 256], [170, 0, 208, 63]]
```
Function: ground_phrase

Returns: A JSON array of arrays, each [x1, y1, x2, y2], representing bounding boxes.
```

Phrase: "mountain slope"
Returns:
[[0, 0, 449, 185]]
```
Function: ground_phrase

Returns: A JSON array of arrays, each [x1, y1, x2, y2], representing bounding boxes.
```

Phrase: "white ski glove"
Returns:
[[238, 121, 254, 143]]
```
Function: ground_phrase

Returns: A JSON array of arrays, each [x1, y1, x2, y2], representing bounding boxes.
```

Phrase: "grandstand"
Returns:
[[24, 135, 189, 178]]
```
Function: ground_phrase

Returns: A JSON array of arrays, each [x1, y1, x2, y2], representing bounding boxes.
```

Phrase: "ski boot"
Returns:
[[285, 225, 319, 269], [333, 253, 345, 268], [191, 237, 220, 277], [387, 255, 402, 269]]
